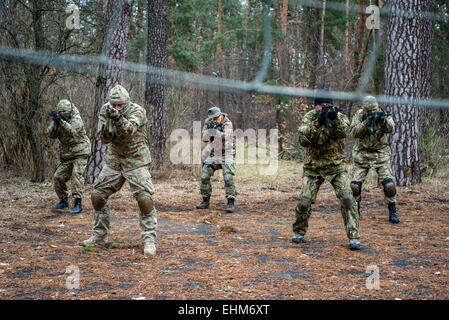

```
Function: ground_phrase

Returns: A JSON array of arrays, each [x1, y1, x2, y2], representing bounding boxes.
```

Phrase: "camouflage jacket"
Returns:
[[97, 101, 151, 171], [202, 113, 236, 158], [349, 107, 394, 160], [298, 109, 349, 179], [47, 105, 91, 161]]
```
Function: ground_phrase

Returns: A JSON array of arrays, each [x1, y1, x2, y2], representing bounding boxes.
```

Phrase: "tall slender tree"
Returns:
[[146, 0, 168, 170]]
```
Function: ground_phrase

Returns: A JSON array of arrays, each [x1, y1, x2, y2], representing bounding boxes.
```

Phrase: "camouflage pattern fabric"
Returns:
[[349, 107, 396, 204], [47, 100, 90, 200], [91, 165, 157, 242], [53, 156, 88, 200], [200, 159, 236, 199], [200, 114, 236, 199], [299, 109, 348, 179], [47, 100, 91, 161], [293, 172, 360, 239], [202, 113, 236, 159], [90, 85, 156, 243], [97, 86, 151, 171], [294, 107, 360, 240]]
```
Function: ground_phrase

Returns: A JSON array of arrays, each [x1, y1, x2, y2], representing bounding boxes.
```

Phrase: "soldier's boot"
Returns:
[[349, 238, 361, 250], [196, 197, 210, 209], [388, 203, 399, 224], [143, 240, 156, 255], [292, 233, 305, 244], [82, 234, 107, 247], [70, 198, 82, 215], [226, 198, 235, 213], [53, 197, 68, 210]]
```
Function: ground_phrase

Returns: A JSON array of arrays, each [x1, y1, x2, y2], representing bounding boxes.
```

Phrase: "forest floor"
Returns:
[[0, 160, 448, 300]]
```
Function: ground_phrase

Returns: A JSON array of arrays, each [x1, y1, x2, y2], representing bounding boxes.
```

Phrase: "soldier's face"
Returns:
[[213, 114, 222, 125], [315, 103, 328, 112], [112, 103, 124, 110]]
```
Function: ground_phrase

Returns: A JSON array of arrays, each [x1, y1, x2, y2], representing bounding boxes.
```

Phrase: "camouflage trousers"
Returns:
[[53, 156, 88, 200], [293, 171, 360, 240], [90, 165, 157, 243], [200, 158, 236, 199], [352, 157, 396, 205]]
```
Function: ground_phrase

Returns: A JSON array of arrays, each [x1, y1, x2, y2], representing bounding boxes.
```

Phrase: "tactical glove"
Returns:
[[51, 113, 62, 123], [106, 107, 121, 121], [327, 109, 338, 121], [317, 112, 327, 126], [376, 115, 388, 128]]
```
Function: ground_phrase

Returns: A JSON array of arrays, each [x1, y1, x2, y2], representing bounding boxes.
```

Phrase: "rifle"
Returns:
[[49, 111, 61, 131], [105, 104, 114, 114], [362, 111, 391, 133], [317, 104, 342, 128]]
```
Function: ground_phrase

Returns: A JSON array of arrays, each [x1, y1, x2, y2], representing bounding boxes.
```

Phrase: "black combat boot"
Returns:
[[70, 198, 83, 215], [388, 203, 399, 223], [196, 197, 210, 209], [226, 198, 235, 213], [53, 197, 68, 210]]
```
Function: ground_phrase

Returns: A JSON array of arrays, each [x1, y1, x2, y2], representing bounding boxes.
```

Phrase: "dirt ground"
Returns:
[[0, 163, 448, 300]]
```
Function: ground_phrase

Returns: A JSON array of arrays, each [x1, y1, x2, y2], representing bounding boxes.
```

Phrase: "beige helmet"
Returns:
[[56, 99, 73, 113], [362, 95, 379, 113], [108, 85, 130, 105]]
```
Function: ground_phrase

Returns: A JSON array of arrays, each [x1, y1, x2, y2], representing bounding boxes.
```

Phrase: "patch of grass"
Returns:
[[80, 245, 94, 253], [107, 242, 118, 250], [223, 285, 234, 291]]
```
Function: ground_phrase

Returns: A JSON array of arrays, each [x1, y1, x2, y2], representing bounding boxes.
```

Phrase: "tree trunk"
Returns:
[[86, 0, 133, 183], [274, 0, 289, 85], [344, 0, 350, 76], [27, 0, 46, 182], [384, 0, 434, 185], [145, 0, 168, 170], [308, 7, 320, 90]]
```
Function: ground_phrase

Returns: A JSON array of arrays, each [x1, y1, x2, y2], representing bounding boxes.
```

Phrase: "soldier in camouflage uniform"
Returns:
[[82, 85, 157, 255], [293, 91, 361, 250], [349, 95, 399, 223], [48, 99, 91, 215], [196, 106, 237, 213]]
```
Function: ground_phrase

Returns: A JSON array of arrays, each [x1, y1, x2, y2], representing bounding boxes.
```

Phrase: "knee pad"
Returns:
[[382, 178, 397, 197], [136, 193, 154, 215], [297, 197, 312, 213], [350, 181, 363, 197], [91, 191, 106, 211], [340, 191, 354, 209]]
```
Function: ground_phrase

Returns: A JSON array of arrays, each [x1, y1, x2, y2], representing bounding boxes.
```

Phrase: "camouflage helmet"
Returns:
[[208, 106, 221, 119], [362, 95, 379, 112], [109, 85, 130, 105], [56, 99, 73, 113]]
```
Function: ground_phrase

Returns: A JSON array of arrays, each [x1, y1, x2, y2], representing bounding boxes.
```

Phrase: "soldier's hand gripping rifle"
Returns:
[[49, 111, 62, 132], [317, 104, 343, 128], [362, 111, 391, 133]]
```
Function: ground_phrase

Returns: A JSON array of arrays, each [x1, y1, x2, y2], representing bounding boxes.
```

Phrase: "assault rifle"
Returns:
[[49, 111, 61, 131], [362, 111, 391, 133], [317, 104, 343, 128]]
